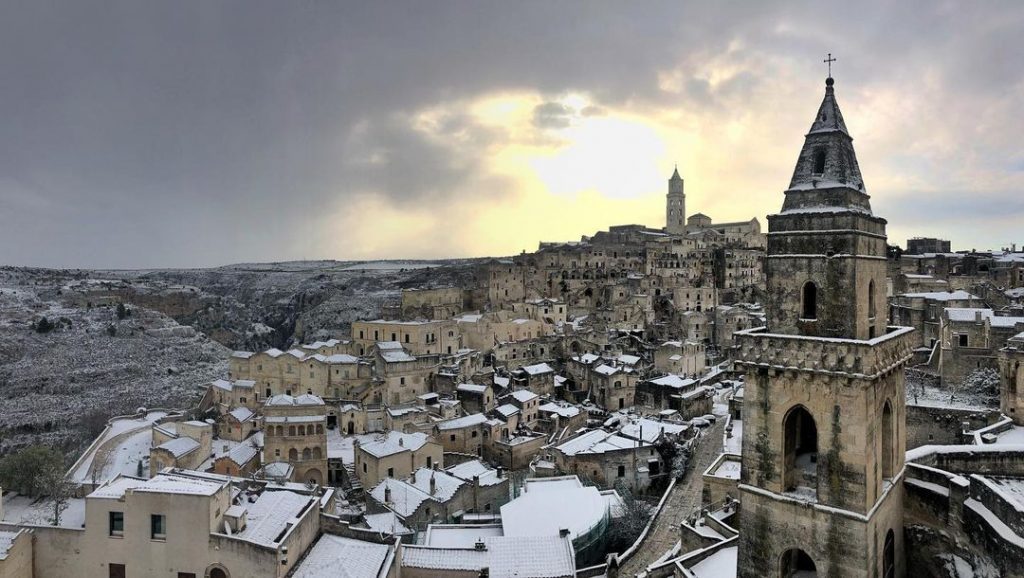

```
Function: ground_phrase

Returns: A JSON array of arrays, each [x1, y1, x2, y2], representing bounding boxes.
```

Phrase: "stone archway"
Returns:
[[206, 564, 230, 578], [780, 548, 816, 577], [305, 468, 323, 485]]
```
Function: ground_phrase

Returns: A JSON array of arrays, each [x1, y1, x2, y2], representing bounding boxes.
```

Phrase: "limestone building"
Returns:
[[262, 394, 328, 485], [733, 76, 914, 578]]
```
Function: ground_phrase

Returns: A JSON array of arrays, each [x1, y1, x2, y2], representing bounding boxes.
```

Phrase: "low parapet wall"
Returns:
[[905, 445, 1024, 577]]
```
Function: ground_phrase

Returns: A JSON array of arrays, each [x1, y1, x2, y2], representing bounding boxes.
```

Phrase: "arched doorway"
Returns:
[[347, 421, 355, 435], [783, 406, 818, 495], [881, 401, 894, 479], [781, 548, 817, 577], [883, 529, 895, 578], [207, 565, 229, 578], [305, 468, 323, 485]]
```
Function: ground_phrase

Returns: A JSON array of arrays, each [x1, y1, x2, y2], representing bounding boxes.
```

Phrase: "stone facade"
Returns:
[[262, 394, 328, 484], [735, 77, 912, 578]]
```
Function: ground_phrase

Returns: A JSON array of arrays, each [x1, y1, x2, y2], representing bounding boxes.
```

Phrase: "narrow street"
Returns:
[[619, 419, 726, 576]]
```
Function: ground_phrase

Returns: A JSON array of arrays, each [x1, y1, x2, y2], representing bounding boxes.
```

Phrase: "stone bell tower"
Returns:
[[666, 166, 686, 235], [734, 75, 914, 578]]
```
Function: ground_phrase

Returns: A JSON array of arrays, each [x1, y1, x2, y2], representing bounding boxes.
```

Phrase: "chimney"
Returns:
[[430, 472, 437, 495], [474, 539, 487, 551], [384, 486, 392, 503], [398, 437, 404, 447], [559, 528, 570, 538], [496, 466, 503, 479]]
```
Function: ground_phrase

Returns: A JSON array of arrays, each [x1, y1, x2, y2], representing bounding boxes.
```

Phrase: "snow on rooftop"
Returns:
[[494, 403, 520, 417], [402, 536, 574, 577], [266, 393, 325, 406], [688, 545, 738, 578], [292, 534, 392, 578], [425, 524, 504, 547], [133, 473, 226, 496], [510, 390, 539, 403], [154, 437, 200, 458], [538, 402, 581, 419], [649, 374, 697, 389], [456, 383, 489, 394], [521, 362, 554, 375], [899, 290, 977, 301], [362, 511, 412, 535], [445, 459, 504, 486], [501, 479, 608, 543], [619, 417, 687, 443], [357, 431, 429, 458], [555, 429, 647, 456], [370, 478, 433, 518], [437, 413, 488, 431], [228, 407, 254, 423], [236, 490, 313, 546]]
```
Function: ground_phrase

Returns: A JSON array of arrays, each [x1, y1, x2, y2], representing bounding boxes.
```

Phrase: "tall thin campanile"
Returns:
[[734, 75, 915, 578], [666, 167, 686, 235]]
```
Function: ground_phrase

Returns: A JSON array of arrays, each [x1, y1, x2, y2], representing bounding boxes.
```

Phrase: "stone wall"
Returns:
[[905, 405, 999, 449]]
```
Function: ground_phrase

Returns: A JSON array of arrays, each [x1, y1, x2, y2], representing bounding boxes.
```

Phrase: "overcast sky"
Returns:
[[2, 1, 1022, 269]]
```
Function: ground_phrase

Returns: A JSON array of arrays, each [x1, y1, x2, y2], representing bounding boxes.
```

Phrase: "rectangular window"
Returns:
[[618, 465, 625, 477], [151, 514, 166, 540], [387, 467, 394, 478], [178, 573, 197, 578], [959, 334, 969, 347], [426, 456, 433, 468], [109, 564, 126, 578], [109, 511, 124, 537]]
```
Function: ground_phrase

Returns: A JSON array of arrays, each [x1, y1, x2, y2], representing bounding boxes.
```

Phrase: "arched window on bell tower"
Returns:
[[812, 148, 826, 175], [783, 405, 818, 496], [802, 282, 818, 320], [881, 400, 894, 479]]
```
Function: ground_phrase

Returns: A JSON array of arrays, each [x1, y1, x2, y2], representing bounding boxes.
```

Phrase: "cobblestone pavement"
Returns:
[[619, 419, 727, 576]]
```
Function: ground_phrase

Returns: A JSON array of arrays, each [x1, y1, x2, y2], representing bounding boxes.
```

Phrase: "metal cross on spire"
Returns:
[[824, 53, 836, 77]]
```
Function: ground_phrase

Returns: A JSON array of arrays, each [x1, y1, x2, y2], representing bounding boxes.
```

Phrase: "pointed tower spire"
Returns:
[[766, 76, 889, 340], [666, 165, 686, 235], [784, 76, 868, 210]]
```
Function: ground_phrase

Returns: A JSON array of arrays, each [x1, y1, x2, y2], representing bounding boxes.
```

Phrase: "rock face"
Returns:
[[0, 260, 482, 457], [0, 270, 229, 456]]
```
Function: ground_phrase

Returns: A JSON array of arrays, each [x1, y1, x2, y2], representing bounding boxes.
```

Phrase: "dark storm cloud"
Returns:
[[0, 1, 1022, 267]]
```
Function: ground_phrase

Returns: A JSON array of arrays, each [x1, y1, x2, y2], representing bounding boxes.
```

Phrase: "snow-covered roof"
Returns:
[[617, 354, 641, 365], [946, 308, 1024, 328], [154, 437, 200, 459], [538, 402, 581, 419], [493, 376, 510, 388], [236, 490, 314, 547], [501, 477, 609, 546], [509, 390, 539, 404], [266, 393, 325, 406], [437, 413, 488, 431], [402, 536, 575, 578], [446, 459, 505, 487], [494, 404, 520, 418], [899, 290, 977, 301], [573, 353, 600, 365], [554, 429, 647, 456], [222, 442, 259, 467], [362, 511, 412, 535], [369, 478, 433, 518], [381, 349, 417, 363], [409, 468, 465, 502], [324, 353, 360, 364], [520, 362, 554, 375], [292, 534, 393, 578], [456, 383, 489, 394], [594, 363, 621, 376], [357, 431, 430, 458], [618, 417, 687, 443], [131, 473, 226, 496], [228, 407, 254, 423], [649, 374, 697, 389], [231, 351, 255, 359]]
